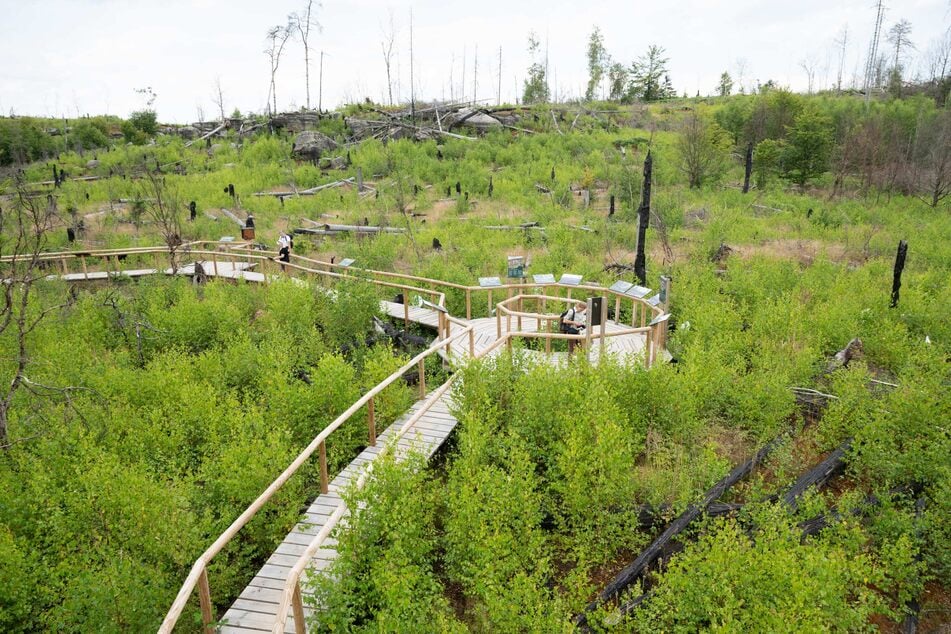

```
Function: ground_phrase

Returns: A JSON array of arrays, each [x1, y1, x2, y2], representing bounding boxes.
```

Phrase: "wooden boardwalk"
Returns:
[[218, 392, 458, 633]]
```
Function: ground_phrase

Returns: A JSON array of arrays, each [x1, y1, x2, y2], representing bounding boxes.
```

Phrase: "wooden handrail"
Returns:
[[271, 374, 462, 634], [9, 242, 669, 632], [158, 322, 474, 633]]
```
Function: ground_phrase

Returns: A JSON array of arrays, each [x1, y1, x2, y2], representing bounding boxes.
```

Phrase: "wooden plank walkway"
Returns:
[[218, 392, 458, 633]]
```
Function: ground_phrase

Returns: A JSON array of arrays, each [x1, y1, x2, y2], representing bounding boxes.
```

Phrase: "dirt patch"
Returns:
[[737, 239, 853, 266], [709, 426, 755, 466]]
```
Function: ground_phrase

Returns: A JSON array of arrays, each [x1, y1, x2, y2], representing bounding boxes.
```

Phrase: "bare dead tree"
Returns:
[[0, 178, 61, 448], [864, 0, 887, 104], [212, 77, 226, 123], [289, 1, 321, 110], [800, 56, 819, 94], [264, 23, 293, 115], [380, 9, 397, 106], [835, 25, 850, 93]]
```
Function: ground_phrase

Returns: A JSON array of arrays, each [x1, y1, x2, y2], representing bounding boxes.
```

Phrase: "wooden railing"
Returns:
[[158, 323, 476, 634], [253, 252, 666, 324], [6, 243, 670, 632], [267, 295, 668, 633], [493, 293, 661, 365]]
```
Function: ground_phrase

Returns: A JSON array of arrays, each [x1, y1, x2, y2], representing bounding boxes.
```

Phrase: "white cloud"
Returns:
[[0, 0, 947, 122]]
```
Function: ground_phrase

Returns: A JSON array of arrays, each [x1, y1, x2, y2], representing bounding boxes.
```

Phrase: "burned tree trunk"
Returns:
[[742, 142, 753, 193], [780, 439, 851, 513], [633, 151, 652, 286], [577, 431, 784, 626], [890, 239, 908, 308]]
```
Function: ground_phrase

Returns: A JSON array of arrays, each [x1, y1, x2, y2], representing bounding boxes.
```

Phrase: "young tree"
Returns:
[[629, 45, 669, 102], [264, 23, 293, 114], [676, 110, 731, 188], [288, 1, 321, 110], [607, 62, 629, 101], [717, 71, 733, 97], [585, 27, 607, 101], [140, 169, 185, 273], [0, 179, 60, 448], [523, 32, 549, 104], [914, 109, 951, 207], [782, 104, 834, 187]]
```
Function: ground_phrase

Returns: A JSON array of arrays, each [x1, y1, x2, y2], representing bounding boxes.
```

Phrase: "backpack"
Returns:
[[558, 308, 573, 333]]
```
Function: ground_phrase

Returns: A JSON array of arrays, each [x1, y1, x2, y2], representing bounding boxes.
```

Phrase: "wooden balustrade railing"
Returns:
[[5, 243, 670, 632], [157, 323, 476, 634]]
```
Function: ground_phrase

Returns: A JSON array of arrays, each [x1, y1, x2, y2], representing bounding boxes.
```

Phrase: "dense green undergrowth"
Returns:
[[0, 277, 413, 632], [0, 90, 948, 631]]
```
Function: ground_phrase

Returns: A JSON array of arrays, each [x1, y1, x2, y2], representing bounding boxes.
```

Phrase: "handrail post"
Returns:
[[507, 311, 511, 334], [615, 295, 621, 324], [81, 256, 89, 281], [496, 308, 501, 338], [367, 397, 376, 446], [212, 252, 219, 277], [465, 289, 472, 320], [468, 328, 475, 357], [417, 359, 426, 398], [632, 298, 637, 327], [198, 567, 215, 634], [517, 297, 523, 331], [292, 582, 307, 634], [645, 328, 653, 369], [487, 289, 493, 315], [60, 257, 68, 275], [318, 442, 329, 494], [403, 291, 409, 328]]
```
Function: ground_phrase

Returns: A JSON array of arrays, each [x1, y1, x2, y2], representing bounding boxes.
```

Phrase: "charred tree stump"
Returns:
[[633, 150, 652, 286], [891, 240, 908, 308], [455, 181, 461, 194], [488, 176, 494, 198], [609, 194, 615, 217], [576, 431, 784, 626], [189, 201, 197, 221], [742, 142, 753, 193]]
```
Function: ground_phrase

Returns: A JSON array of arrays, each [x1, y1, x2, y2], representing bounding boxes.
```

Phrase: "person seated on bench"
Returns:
[[559, 302, 587, 355]]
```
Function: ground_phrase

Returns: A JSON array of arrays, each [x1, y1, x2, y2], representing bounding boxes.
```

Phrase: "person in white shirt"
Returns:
[[559, 301, 587, 354]]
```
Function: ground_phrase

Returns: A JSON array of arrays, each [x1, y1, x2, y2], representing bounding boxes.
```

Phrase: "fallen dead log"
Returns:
[[322, 223, 405, 234], [576, 433, 786, 626], [483, 225, 545, 231], [219, 208, 246, 228], [901, 497, 927, 634], [185, 122, 227, 148], [780, 439, 852, 513], [252, 178, 355, 198]]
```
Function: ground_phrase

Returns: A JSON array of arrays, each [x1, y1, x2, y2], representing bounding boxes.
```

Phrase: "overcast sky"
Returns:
[[1, 0, 949, 123]]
